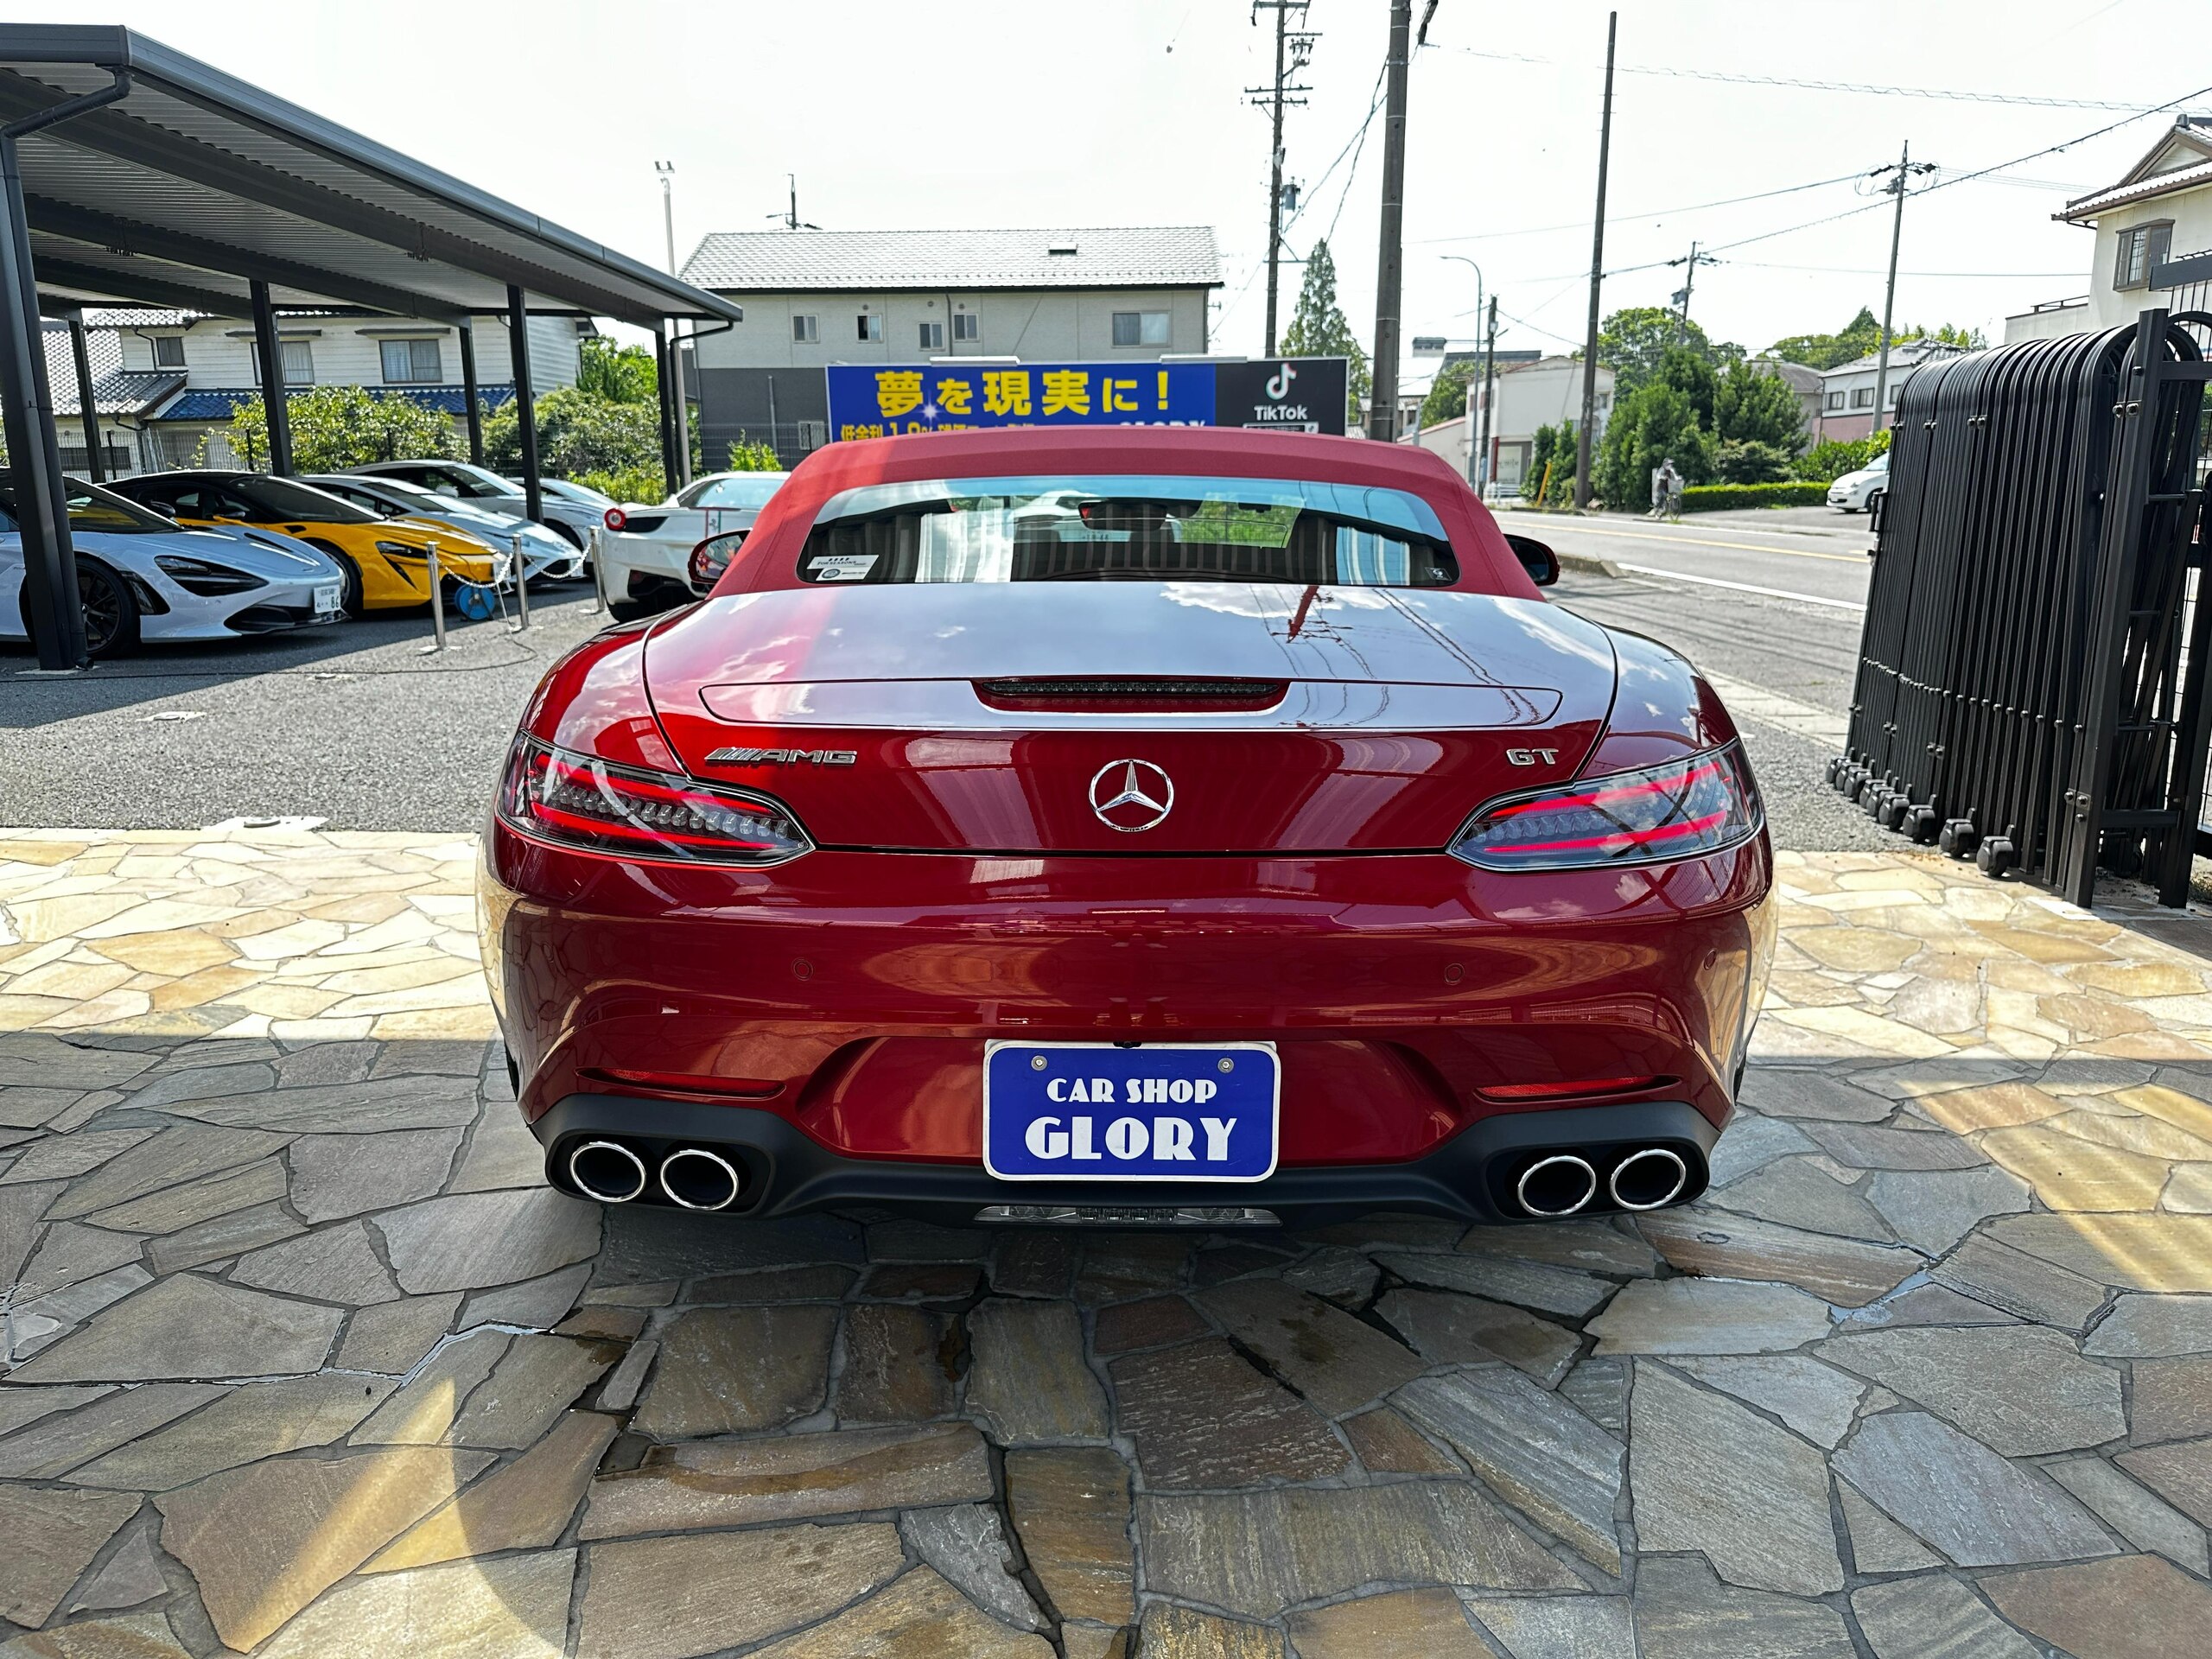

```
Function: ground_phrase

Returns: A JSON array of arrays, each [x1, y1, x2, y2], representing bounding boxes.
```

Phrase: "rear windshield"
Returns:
[[682, 474, 785, 509], [798, 474, 1459, 588], [237, 477, 381, 524]]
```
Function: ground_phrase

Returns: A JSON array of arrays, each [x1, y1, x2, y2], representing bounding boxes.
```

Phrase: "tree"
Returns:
[[1767, 308, 1986, 370], [1596, 308, 1742, 399], [1418, 359, 1478, 430], [1281, 239, 1370, 427], [575, 335, 658, 404], [217, 386, 458, 473], [1714, 360, 1802, 448], [726, 436, 781, 471], [484, 385, 662, 486]]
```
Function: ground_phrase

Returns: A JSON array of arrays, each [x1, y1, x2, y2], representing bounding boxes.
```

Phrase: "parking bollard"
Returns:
[[587, 524, 609, 615], [419, 539, 446, 655], [511, 531, 530, 633]]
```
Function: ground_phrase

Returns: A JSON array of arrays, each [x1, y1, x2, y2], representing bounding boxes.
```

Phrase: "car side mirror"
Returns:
[[1503, 532, 1560, 587]]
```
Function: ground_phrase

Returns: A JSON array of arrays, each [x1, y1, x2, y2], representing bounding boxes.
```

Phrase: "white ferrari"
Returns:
[[0, 477, 347, 659]]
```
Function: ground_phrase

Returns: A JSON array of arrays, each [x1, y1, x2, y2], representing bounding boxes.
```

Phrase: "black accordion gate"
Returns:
[[1828, 307, 2212, 908]]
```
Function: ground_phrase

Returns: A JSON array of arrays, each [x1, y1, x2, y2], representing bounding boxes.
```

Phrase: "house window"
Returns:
[[1852, 386, 1874, 409], [150, 334, 185, 369], [2114, 221, 2173, 291], [1825, 391, 1847, 411], [857, 314, 883, 343], [791, 314, 819, 343], [918, 321, 945, 351], [953, 312, 979, 342], [1111, 311, 1171, 348], [253, 340, 315, 385], [379, 338, 442, 384]]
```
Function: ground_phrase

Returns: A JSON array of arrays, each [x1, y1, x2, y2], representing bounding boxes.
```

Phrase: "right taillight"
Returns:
[[604, 507, 627, 531], [498, 735, 811, 866], [1450, 743, 1762, 870]]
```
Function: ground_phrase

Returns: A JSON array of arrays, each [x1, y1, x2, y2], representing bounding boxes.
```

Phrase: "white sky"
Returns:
[[56, 0, 2212, 369]]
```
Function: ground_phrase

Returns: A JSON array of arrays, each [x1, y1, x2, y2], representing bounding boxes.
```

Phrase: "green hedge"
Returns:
[[1678, 481, 1831, 512]]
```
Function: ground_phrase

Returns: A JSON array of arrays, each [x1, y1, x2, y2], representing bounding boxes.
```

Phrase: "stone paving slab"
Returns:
[[6, 832, 2212, 1651]]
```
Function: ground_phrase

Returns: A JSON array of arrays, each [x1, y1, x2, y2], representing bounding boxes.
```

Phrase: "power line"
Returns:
[[1445, 45, 2153, 111], [1414, 169, 1870, 246]]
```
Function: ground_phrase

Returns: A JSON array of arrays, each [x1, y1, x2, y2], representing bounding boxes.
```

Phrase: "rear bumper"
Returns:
[[530, 1091, 1718, 1227]]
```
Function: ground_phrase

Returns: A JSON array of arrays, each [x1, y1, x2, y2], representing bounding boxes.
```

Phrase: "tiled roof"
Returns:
[[79, 306, 201, 328], [2059, 155, 2212, 222], [1817, 340, 1965, 379], [680, 226, 1222, 292], [41, 321, 183, 416], [155, 385, 516, 422]]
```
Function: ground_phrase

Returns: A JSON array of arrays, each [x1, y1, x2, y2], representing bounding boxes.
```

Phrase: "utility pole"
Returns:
[[1369, 0, 1413, 442], [656, 162, 677, 274], [1870, 142, 1937, 439], [1478, 296, 1498, 493], [1573, 10, 1617, 506], [1249, 2, 1314, 356], [1669, 241, 1716, 343]]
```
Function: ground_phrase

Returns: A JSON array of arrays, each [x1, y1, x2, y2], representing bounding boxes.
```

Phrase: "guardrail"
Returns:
[[1827, 307, 2212, 908]]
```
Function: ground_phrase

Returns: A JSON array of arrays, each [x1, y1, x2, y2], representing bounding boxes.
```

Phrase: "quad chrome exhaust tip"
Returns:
[[569, 1139, 649, 1204], [1609, 1146, 1690, 1211], [658, 1146, 744, 1212], [1516, 1154, 1599, 1217]]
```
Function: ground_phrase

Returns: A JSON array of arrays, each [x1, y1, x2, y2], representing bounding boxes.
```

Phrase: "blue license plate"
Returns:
[[982, 1041, 1279, 1182]]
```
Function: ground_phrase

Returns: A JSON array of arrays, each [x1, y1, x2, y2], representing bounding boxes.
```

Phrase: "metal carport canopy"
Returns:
[[0, 24, 743, 327], [0, 23, 741, 672]]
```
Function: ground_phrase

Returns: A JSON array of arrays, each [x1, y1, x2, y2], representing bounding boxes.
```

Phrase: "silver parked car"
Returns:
[[346, 459, 603, 550], [0, 476, 346, 659], [307, 474, 584, 584]]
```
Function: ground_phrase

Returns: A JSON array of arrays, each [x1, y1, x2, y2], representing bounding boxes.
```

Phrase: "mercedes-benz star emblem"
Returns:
[[1089, 759, 1174, 833]]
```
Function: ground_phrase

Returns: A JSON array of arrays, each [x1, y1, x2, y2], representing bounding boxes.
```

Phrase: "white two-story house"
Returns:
[[679, 226, 1222, 466], [2005, 114, 2212, 344], [48, 307, 588, 476]]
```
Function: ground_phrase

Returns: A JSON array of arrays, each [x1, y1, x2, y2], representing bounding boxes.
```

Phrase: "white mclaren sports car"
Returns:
[[0, 476, 347, 659]]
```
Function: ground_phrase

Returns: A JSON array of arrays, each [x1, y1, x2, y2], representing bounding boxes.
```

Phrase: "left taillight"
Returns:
[[1450, 742, 1762, 871], [498, 735, 812, 866]]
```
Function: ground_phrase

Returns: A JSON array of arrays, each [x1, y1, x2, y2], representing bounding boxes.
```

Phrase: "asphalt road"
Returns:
[[0, 515, 1882, 847]]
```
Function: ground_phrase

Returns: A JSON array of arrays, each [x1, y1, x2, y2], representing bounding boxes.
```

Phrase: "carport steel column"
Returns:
[[67, 312, 103, 484], [507, 284, 542, 524], [458, 321, 484, 466], [0, 66, 130, 671], [250, 279, 293, 475]]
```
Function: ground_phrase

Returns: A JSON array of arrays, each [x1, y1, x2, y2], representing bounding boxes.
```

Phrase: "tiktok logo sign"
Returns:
[[982, 1043, 1281, 1182]]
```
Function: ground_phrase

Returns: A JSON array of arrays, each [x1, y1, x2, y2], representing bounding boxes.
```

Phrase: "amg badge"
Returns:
[[704, 747, 858, 767]]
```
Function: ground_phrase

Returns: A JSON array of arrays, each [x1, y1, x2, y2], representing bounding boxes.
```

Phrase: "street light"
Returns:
[[1441, 256, 1488, 490]]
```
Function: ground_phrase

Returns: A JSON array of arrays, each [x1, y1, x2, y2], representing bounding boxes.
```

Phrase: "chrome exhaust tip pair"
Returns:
[[566, 1140, 744, 1211], [1514, 1146, 1689, 1217]]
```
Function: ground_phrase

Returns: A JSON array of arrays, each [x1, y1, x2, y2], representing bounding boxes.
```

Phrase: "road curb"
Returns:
[[1557, 551, 1626, 579]]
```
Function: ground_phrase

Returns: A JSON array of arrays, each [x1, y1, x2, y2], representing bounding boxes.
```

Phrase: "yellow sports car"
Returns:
[[105, 470, 501, 614]]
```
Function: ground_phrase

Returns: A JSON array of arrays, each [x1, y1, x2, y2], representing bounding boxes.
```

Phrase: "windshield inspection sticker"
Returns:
[[808, 554, 878, 582]]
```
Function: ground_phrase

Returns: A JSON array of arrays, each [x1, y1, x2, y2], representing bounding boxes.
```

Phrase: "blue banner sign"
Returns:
[[824, 358, 1349, 441], [827, 362, 1216, 440]]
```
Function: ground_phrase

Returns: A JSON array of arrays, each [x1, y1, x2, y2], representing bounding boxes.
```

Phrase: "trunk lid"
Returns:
[[644, 582, 1616, 854]]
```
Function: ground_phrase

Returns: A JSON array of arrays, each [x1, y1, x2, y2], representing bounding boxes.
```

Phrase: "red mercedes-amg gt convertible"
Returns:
[[480, 426, 1773, 1227]]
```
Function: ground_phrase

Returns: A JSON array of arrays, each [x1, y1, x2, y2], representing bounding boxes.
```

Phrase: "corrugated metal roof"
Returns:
[[681, 226, 1223, 293], [155, 385, 516, 421]]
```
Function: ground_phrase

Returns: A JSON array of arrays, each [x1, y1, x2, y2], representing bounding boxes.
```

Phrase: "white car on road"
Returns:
[[1827, 451, 1889, 513], [1, 477, 346, 659], [601, 471, 789, 617], [306, 474, 585, 585]]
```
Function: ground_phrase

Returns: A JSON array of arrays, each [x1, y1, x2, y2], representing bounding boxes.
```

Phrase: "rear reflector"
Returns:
[[499, 735, 811, 866], [1451, 742, 1761, 870], [1478, 1075, 1668, 1103], [581, 1066, 784, 1099]]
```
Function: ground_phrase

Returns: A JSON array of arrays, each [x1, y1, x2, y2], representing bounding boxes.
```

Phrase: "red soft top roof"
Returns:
[[720, 425, 1537, 598]]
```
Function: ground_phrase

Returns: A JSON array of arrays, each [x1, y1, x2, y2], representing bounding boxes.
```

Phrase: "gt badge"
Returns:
[[1506, 748, 1560, 767], [705, 747, 857, 766]]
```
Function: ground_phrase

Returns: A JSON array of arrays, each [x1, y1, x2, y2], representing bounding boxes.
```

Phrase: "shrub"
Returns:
[[573, 464, 671, 505], [1714, 438, 1795, 484], [1678, 481, 1831, 512], [1792, 429, 1891, 483], [726, 435, 781, 472]]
